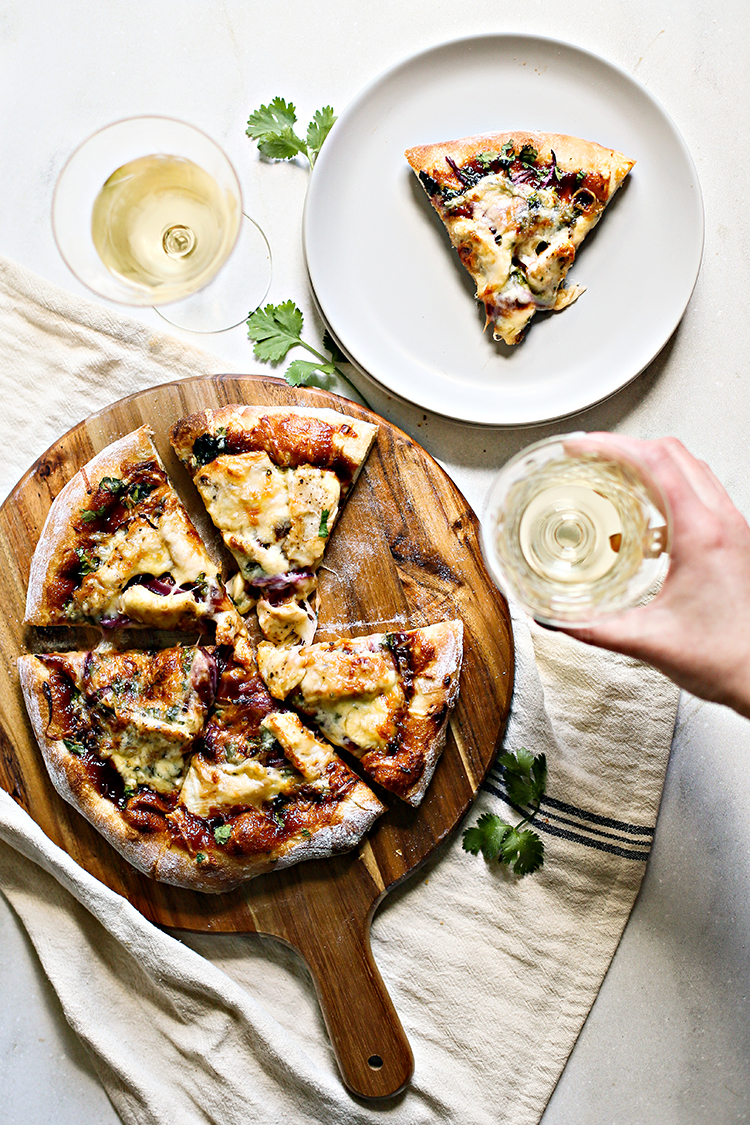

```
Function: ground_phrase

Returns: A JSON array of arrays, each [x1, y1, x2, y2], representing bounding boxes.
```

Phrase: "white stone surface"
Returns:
[[1, 1, 749, 1121]]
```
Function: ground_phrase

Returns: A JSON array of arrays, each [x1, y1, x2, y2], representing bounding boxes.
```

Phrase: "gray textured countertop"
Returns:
[[1, 2, 749, 1121]]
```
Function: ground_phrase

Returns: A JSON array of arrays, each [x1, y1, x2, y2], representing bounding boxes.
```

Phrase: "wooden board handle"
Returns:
[[299, 910, 414, 1098]]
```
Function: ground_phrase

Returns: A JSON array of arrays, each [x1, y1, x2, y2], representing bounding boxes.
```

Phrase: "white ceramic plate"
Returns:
[[303, 35, 704, 425]]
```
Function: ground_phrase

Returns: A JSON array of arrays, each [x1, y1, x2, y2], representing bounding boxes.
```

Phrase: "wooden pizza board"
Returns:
[[0, 374, 514, 1099]]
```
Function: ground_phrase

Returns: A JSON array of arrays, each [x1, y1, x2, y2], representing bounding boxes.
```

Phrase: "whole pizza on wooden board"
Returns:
[[18, 405, 465, 892], [2, 376, 514, 1100], [406, 130, 634, 344]]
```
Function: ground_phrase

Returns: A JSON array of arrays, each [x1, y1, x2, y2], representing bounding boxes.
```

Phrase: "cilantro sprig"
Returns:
[[246, 98, 336, 167], [247, 300, 371, 409], [462, 748, 547, 877]]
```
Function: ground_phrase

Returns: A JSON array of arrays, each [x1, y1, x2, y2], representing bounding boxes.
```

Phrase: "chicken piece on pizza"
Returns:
[[406, 131, 634, 345], [257, 620, 463, 806], [170, 405, 377, 647], [25, 425, 246, 647]]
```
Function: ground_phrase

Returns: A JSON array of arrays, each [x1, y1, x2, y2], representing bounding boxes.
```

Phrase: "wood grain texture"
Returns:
[[0, 373, 514, 1098]]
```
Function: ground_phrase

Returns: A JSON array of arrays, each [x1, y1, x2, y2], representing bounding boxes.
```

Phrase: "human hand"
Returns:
[[556, 434, 750, 718]]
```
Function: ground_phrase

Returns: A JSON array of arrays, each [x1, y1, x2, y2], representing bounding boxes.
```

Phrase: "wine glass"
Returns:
[[52, 116, 271, 333], [481, 433, 672, 626]]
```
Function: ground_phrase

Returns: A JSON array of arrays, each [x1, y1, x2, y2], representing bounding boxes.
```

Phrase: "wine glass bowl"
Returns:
[[52, 116, 244, 309], [481, 433, 672, 626]]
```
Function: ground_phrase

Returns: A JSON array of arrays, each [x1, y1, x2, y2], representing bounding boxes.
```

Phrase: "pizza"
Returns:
[[19, 644, 385, 892], [405, 131, 634, 344], [25, 425, 245, 647], [256, 621, 463, 806], [19, 407, 464, 892], [170, 405, 377, 646]]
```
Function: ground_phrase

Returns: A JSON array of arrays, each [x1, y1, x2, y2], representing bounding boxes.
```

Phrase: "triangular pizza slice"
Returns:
[[256, 620, 463, 806], [25, 425, 245, 646], [19, 644, 385, 892], [170, 405, 377, 647], [406, 131, 634, 344]]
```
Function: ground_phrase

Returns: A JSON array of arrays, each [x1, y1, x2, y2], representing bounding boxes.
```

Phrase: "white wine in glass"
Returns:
[[481, 433, 672, 626], [53, 117, 271, 332]]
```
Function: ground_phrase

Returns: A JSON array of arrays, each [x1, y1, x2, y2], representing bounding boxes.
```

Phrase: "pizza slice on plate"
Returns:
[[170, 405, 377, 647], [25, 425, 245, 646], [406, 131, 634, 344], [19, 643, 385, 892], [256, 620, 463, 806]]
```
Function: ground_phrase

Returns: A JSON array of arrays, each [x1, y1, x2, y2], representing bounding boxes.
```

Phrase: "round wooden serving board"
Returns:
[[0, 374, 514, 1099]]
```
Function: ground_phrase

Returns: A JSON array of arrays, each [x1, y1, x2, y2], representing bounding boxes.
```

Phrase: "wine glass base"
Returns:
[[154, 213, 272, 333]]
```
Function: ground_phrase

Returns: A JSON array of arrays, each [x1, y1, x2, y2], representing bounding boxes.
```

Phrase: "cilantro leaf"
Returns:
[[318, 509, 330, 538], [100, 476, 125, 495], [462, 813, 512, 862], [519, 144, 539, 166], [246, 97, 308, 162], [306, 106, 337, 163], [463, 748, 548, 877], [247, 301, 304, 363], [285, 359, 337, 389], [498, 748, 547, 809], [499, 827, 545, 876], [246, 299, 372, 409], [322, 329, 346, 364], [246, 98, 336, 167], [62, 738, 85, 756]]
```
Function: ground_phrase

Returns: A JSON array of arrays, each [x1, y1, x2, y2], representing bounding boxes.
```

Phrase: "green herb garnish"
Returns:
[[75, 546, 99, 575], [80, 505, 107, 523], [62, 738, 85, 756], [246, 97, 336, 168], [518, 145, 539, 166], [247, 301, 371, 409], [318, 509, 330, 538], [214, 824, 232, 845], [196, 852, 207, 864], [100, 476, 125, 495], [476, 150, 500, 167], [124, 481, 156, 508], [462, 748, 547, 877]]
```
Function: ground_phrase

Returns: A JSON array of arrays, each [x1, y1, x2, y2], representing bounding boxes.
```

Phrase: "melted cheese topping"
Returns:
[[90, 649, 211, 794], [312, 688, 402, 753], [257, 641, 403, 753], [256, 597, 317, 647], [75, 509, 218, 622], [443, 175, 598, 340], [194, 451, 340, 580]]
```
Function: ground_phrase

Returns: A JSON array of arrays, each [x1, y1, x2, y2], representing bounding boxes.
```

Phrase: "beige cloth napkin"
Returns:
[[0, 255, 679, 1125]]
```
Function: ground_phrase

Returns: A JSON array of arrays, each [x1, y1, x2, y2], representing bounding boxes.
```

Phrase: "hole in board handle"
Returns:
[[368, 1054, 384, 1070]]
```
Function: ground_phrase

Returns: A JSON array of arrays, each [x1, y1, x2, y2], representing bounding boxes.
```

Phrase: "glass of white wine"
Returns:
[[481, 433, 672, 626], [52, 116, 271, 332]]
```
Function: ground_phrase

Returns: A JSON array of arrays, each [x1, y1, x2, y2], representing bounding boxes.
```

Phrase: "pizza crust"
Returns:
[[406, 131, 634, 198]]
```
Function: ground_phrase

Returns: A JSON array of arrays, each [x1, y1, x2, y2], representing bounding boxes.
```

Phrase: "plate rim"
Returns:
[[303, 31, 705, 427]]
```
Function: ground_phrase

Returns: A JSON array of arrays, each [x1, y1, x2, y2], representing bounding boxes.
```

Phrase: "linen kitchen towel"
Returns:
[[0, 255, 679, 1125]]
